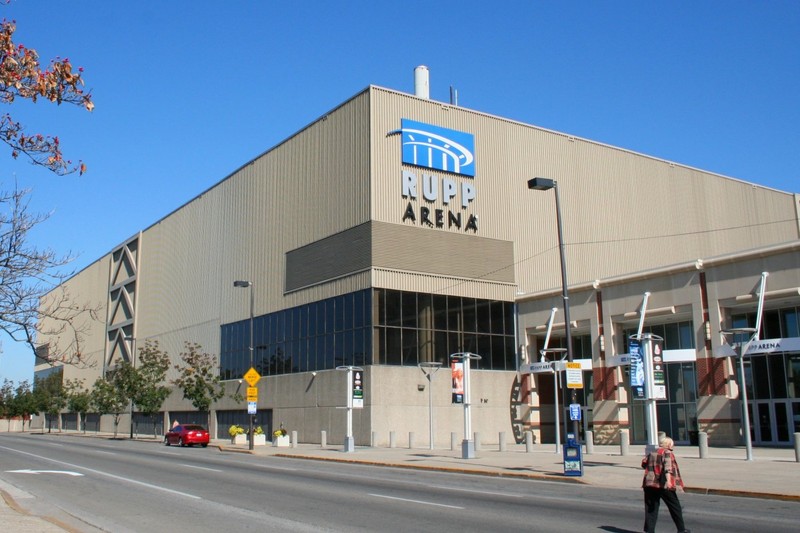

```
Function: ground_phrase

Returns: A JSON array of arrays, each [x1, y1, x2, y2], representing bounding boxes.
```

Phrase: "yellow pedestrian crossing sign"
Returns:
[[244, 367, 260, 387]]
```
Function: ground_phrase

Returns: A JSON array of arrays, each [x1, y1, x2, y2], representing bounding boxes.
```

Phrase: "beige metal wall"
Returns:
[[368, 86, 799, 297], [129, 90, 373, 381], [36, 256, 111, 388]]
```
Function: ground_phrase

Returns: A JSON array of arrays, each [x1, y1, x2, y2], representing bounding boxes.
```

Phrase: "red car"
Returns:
[[164, 424, 210, 447]]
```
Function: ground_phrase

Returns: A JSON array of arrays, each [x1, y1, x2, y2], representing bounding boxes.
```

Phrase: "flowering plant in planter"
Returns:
[[273, 428, 288, 438], [254, 426, 264, 435], [228, 425, 245, 437]]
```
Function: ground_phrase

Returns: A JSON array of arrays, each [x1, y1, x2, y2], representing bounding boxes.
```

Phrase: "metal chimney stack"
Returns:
[[414, 65, 430, 99]]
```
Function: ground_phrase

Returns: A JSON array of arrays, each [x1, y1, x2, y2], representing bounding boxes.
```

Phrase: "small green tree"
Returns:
[[172, 342, 224, 427], [131, 341, 171, 437], [89, 374, 128, 438], [64, 378, 91, 433], [0, 379, 14, 422], [33, 371, 66, 433], [11, 380, 35, 431]]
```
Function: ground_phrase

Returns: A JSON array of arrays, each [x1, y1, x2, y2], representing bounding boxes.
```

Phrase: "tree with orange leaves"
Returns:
[[1, 19, 93, 175]]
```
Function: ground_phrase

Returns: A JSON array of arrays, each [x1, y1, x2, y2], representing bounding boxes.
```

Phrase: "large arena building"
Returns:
[[35, 70, 800, 448]]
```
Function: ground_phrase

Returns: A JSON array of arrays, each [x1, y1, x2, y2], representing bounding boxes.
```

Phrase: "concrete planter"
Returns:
[[272, 435, 291, 447], [231, 434, 247, 445]]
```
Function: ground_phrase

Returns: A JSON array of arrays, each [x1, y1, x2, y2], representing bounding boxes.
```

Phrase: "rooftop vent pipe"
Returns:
[[414, 65, 430, 99]]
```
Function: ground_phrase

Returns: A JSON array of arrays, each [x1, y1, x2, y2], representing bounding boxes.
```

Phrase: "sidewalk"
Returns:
[[2, 434, 798, 532]]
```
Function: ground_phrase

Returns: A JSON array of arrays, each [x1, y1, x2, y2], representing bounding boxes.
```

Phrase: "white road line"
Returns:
[[369, 493, 464, 509], [181, 464, 222, 472], [0, 445, 200, 500], [95, 450, 117, 455], [426, 484, 525, 498]]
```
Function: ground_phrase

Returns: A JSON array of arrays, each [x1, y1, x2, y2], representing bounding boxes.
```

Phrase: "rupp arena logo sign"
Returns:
[[393, 119, 475, 177], [391, 119, 479, 232]]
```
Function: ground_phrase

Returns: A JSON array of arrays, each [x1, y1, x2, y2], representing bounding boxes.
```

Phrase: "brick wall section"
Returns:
[[697, 357, 727, 396], [594, 366, 617, 401]]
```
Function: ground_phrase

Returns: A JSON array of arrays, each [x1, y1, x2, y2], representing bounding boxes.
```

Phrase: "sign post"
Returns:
[[630, 333, 664, 453], [243, 367, 260, 449], [450, 352, 482, 459], [336, 366, 364, 453]]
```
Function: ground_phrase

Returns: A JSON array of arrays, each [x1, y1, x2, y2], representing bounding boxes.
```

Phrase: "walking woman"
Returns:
[[641, 436, 690, 533]]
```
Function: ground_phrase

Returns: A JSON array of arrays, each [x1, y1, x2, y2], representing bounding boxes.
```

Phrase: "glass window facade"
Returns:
[[373, 289, 516, 370], [220, 289, 516, 379], [732, 306, 800, 401]]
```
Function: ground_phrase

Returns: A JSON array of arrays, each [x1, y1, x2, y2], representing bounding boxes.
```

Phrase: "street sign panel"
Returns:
[[246, 387, 258, 402], [247, 401, 257, 415], [352, 371, 364, 408], [244, 367, 261, 387], [520, 361, 554, 374], [565, 362, 583, 389], [569, 403, 582, 421]]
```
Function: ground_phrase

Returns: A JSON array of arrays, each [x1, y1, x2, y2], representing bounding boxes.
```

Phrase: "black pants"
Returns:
[[643, 487, 686, 532]]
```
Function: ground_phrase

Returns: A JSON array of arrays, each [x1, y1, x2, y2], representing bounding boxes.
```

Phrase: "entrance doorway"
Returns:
[[750, 400, 798, 445]]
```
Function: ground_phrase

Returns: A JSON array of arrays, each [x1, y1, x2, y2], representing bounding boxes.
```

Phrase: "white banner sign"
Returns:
[[713, 336, 800, 358]]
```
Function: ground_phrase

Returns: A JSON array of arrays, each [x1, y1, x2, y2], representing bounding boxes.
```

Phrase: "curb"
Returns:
[[273, 452, 587, 483], [684, 486, 800, 502]]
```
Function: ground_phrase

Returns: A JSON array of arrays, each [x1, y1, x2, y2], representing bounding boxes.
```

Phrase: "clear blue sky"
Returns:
[[1, 1, 798, 385]]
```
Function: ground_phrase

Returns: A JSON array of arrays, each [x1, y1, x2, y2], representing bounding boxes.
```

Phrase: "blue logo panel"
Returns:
[[397, 119, 475, 177]]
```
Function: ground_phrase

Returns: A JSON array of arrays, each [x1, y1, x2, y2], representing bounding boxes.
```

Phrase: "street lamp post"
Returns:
[[418, 362, 442, 450], [528, 177, 581, 444], [234, 280, 255, 451], [721, 327, 758, 461]]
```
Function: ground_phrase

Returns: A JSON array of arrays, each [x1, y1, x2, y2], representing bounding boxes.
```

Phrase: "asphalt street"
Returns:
[[1, 433, 798, 532]]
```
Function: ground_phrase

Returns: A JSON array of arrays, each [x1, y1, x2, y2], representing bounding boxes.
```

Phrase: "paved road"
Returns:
[[1, 433, 798, 532]]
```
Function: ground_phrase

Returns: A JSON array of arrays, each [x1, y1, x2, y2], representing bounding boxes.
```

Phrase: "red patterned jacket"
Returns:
[[641, 447, 685, 491]]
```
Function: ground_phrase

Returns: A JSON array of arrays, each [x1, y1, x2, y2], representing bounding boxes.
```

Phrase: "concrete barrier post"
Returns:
[[389, 431, 397, 448], [291, 430, 298, 448], [699, 431, 709, 459], [499, 431, 506, 452], [474, 432, 481, 452], [795, 433, 800, 462], [525, 431, 533, 453], [321, 430, 327, 448], [585, 430, 594, 455], [620, 429, 630, 456], [451, 432, 458, 451], [409, 431, 415, 449]]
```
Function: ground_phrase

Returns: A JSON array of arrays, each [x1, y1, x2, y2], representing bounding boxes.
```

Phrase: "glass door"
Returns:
[[751, 400, 794, 445]]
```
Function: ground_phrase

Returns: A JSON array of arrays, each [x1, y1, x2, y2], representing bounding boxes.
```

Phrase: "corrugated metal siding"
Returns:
[[369, 87, 799, 295], [36, 255, 111, 385], [285, 222, 372, 292], [372, 220, 514, 282], [134, 90, 372, 358]]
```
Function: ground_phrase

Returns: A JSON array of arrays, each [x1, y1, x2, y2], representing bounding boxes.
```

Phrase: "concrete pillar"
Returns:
[[371, 431, 377, 447], [409, 432, 415, 449], [499, 431, 506, 452], [389, 431, 397, 448], [794, 433, 800, 462], [585, 430, 594, 455], [525, 431, 533, 453], [451, 432, 458, 451], [321, 430, 327, 448], [620, 429, 630, 456], [474, 432, 481, 452], [291, 430, 298, 448], [699, 431, 708, 459]]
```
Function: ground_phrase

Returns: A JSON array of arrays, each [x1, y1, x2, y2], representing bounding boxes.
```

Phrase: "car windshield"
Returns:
[[183, 425, 205, 431]]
